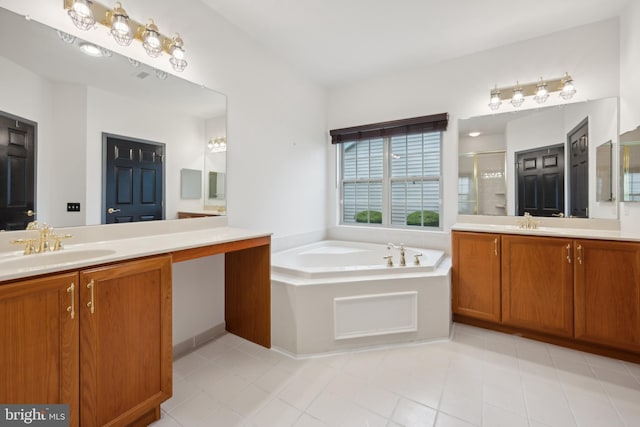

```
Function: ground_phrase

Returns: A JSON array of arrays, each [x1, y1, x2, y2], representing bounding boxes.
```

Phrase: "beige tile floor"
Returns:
[[151, 323, 640, 426]]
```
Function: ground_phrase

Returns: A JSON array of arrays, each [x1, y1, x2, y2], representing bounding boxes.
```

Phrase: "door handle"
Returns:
[[107, 208, 121, 214], [26, 209, 36, 217]]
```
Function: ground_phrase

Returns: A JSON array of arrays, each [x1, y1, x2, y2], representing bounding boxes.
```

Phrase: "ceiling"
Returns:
[[200, 0, 629, 88]]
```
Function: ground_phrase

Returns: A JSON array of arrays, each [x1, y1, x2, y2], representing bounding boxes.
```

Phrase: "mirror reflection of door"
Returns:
[[516, 144, 564, 217], [0, 112, 35, 231], [568, 119, 589, 217], [103, 134, 164, 224]]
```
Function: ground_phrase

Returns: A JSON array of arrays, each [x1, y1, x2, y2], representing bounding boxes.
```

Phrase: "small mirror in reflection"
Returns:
[[180, 169, 202, 199], [596, 140, 613, 202]]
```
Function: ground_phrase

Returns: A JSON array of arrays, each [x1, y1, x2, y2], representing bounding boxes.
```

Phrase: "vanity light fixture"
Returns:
[[559, 72, 576, 100], [533, 77, 549, 104], [488, 86, 502, 111], [488, 73, 577, 110], [67, 0, 95, 30], [208, 136, 227, 152], [168, 33, 188, 72], [63, 0, 189, 71], [107, 2, 133, 46], [510, 82, 525, 108], [141, 19, 162, 57], [57, 30, 77, 44]]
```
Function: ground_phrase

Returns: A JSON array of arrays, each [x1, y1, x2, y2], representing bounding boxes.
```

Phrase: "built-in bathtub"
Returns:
[[271, 240, 452, 357]]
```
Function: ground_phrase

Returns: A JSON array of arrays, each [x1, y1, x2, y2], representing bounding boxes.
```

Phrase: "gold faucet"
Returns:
[[36, 224, 52, 253], [9, 222, 72, 255], [517, 212, 540, 229], [387, 243, 407, 266]]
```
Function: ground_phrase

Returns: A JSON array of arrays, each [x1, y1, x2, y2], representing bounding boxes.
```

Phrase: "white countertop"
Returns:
[[0, 217, 271, 282], [451, 222, 639, 241]]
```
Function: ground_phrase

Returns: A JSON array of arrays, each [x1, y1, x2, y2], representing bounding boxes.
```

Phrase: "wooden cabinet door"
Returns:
[[502, 235, 574, 337], [0, 272, 79, 427], [452, 231, 501, 322], [574, 239, 640, 352], [79, 256, 172, 427]]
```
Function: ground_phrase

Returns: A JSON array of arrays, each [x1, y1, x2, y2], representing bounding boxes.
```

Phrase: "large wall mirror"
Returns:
[[458, 97, 619, 219], [0, 6, 226, 230]]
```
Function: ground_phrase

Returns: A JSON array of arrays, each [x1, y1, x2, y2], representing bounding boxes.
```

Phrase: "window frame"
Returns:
[[338, 131, 444, 230]]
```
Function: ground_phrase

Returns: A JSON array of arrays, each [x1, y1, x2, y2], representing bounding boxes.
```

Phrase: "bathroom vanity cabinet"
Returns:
[[0, 272, 79, 426], [0, 255, 172, 427], [502, 235, 574, 338], [574, 239, 640, 352], [451, 231, 501, 322], [452, 230, 640, 360]]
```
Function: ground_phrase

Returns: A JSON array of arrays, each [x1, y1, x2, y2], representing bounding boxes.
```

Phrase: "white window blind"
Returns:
[[332, 113, 447, 229], [340, 131, 442, 228]]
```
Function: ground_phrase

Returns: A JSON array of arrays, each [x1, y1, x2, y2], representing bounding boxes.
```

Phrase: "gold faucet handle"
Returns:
[[383, 255, 394, 267], [414, 253, 423, 266], [51, 234, 73, 251], [10, 238, 37, 255]]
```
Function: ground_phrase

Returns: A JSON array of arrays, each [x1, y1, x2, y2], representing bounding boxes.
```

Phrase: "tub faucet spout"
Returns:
[[388, 243, 406, 266]]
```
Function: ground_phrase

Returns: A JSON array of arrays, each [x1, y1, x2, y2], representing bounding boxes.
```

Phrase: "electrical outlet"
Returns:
[[67, 202, 81, 212]]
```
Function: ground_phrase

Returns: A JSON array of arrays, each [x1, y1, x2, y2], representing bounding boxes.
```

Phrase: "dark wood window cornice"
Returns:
[[329, 113, 448, 144]]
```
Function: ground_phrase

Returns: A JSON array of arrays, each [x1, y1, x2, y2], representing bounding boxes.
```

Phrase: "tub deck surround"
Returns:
[[271, 240, 452, 356], [271, 240, 446, 279]]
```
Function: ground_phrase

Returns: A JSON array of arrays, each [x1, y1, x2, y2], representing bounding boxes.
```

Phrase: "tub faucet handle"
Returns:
[[383, 255, 394, 267], [414, 253, 423, 266]]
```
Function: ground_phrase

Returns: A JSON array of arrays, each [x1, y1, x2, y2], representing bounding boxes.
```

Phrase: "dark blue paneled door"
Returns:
[[0, 113, 35, 231], [104, 134, 164, 224]]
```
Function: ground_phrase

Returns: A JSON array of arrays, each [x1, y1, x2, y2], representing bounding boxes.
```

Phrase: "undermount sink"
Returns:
[[0, 248, 117, 270]]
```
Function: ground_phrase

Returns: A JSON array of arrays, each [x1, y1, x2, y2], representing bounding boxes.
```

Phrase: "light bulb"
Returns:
[[109, 3, 133, 46], [489, 86, 501, 110], [143, 20, 163, 57], [534, 78, 549, 104], [510, 83, 525, 108], [169, 34, 188, 72], [68, 0, 95, 30]]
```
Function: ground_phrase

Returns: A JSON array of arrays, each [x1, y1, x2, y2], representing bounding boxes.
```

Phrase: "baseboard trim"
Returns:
[[173, 323, 227, 360]]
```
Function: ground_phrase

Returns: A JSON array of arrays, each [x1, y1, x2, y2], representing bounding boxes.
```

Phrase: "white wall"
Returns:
[[50, 83, 87, 227], [328, 18, 620, 251], [458, 133, 505, 154]]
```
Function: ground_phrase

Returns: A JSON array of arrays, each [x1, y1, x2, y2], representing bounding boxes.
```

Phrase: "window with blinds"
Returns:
[[339, 130, 443, 228], [332, 113, 447, 229]]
